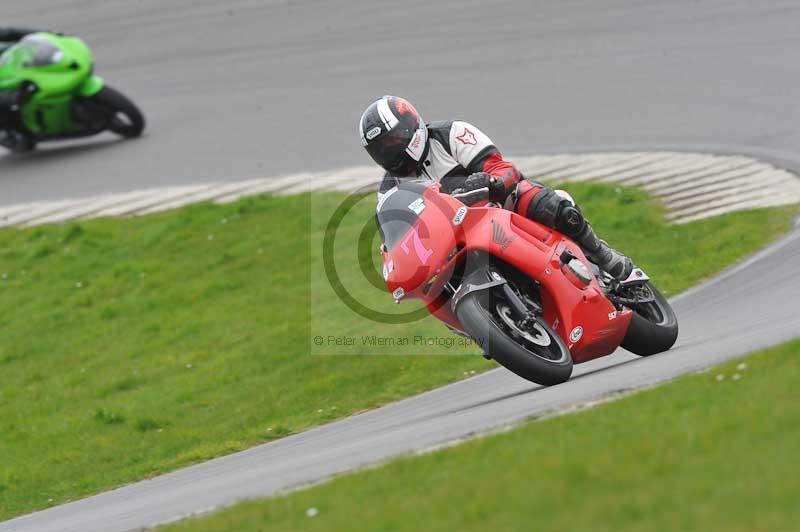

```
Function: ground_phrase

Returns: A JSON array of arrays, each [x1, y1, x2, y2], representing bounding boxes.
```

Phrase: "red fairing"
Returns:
[[481, 151, 522, 190], [380, 182, 633, 365]]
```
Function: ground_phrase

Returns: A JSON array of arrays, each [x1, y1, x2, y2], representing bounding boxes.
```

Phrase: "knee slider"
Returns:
[[555, 204, 586, 238], [526, 187, 586, 237]]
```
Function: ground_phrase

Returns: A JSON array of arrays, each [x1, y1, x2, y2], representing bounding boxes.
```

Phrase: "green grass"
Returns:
[[165, 340, 800, 532], [0, 185, 794, 519]]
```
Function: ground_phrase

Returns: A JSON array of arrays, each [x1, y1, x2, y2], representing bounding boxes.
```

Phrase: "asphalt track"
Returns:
[[2, 1, 800, 530], [2, 0, 800, 206]]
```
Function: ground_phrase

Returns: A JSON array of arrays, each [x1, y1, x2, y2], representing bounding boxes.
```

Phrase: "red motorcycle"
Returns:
[[378, 180, 678, 385]]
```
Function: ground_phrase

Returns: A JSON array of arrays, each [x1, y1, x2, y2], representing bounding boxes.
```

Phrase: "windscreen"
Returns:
[[2, 35, 63, 68], [375, 181, 430, 250]]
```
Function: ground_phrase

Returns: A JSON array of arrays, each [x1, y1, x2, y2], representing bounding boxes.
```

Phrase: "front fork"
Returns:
[[496, 273, 543, 333], [78, 74, 104, 97]]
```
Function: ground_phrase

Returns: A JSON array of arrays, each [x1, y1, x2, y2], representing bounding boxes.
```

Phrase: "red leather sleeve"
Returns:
[[481, 151, 522, 190]]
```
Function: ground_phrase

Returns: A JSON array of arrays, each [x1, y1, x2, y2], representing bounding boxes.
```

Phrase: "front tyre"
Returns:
[[620, 282, 678, 356], [455, 289, 573, 386], [91, 86, 145, 138]]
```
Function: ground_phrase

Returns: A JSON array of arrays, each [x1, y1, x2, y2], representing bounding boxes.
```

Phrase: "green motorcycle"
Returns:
[[0, 32, 144, 152]]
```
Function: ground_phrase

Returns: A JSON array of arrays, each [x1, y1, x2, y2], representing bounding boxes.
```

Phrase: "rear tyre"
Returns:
[[6, 133, 36, 153], [455, 289, 573, 386], [91, 86, 145, 138], [621, 282, 678, 356], [12, 136, 36, 153]]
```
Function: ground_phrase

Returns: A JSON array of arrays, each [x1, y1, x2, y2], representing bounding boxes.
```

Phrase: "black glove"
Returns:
[[459, 172, 507, 202]]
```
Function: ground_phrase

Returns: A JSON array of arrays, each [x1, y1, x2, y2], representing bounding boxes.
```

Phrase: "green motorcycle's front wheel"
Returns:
[[91, 86, 145, 138]]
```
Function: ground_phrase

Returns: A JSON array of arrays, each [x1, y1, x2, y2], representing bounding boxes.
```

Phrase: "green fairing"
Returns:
[[0, 32, 104, 136], [80, 75, 104, 97]]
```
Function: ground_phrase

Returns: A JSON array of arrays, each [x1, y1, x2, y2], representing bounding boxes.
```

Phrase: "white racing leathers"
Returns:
[[378, 120, 502, 197]]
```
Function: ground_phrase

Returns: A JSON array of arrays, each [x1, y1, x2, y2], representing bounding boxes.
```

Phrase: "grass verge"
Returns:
[[0, 184, 794, 519], [165, 340, 800, 532]]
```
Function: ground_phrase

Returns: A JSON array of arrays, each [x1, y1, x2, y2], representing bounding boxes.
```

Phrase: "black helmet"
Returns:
[[359, 95, 428, 176]]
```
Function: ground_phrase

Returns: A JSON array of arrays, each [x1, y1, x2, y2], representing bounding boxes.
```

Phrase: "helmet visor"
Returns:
[[365, 126, 415, 173]]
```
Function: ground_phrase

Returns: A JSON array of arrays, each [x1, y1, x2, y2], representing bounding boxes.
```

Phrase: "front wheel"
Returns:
[[90, 86, 145, 138], [455, 288, 573, 386], [620, 282, 679, 356]]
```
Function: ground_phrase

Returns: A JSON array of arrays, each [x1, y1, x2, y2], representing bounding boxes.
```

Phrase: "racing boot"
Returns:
[[573, 222, 634, 281], [0, 89, 35, 153]]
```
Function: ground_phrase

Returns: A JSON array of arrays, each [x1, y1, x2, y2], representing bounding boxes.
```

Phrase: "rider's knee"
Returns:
[[519, 183, 586, 237]]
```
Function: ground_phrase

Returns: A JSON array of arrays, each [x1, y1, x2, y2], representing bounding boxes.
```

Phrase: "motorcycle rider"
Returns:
[[0, 26, 44, 151], [0, 26, 40, 50], [359, 95, 634, 281]]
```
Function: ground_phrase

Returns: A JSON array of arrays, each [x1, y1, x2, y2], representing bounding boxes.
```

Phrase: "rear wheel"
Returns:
[[0, 130, 36, 153], [90, 86, 145, 138], [620, 282, 678, 356], [455, 286, 573, 386]]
